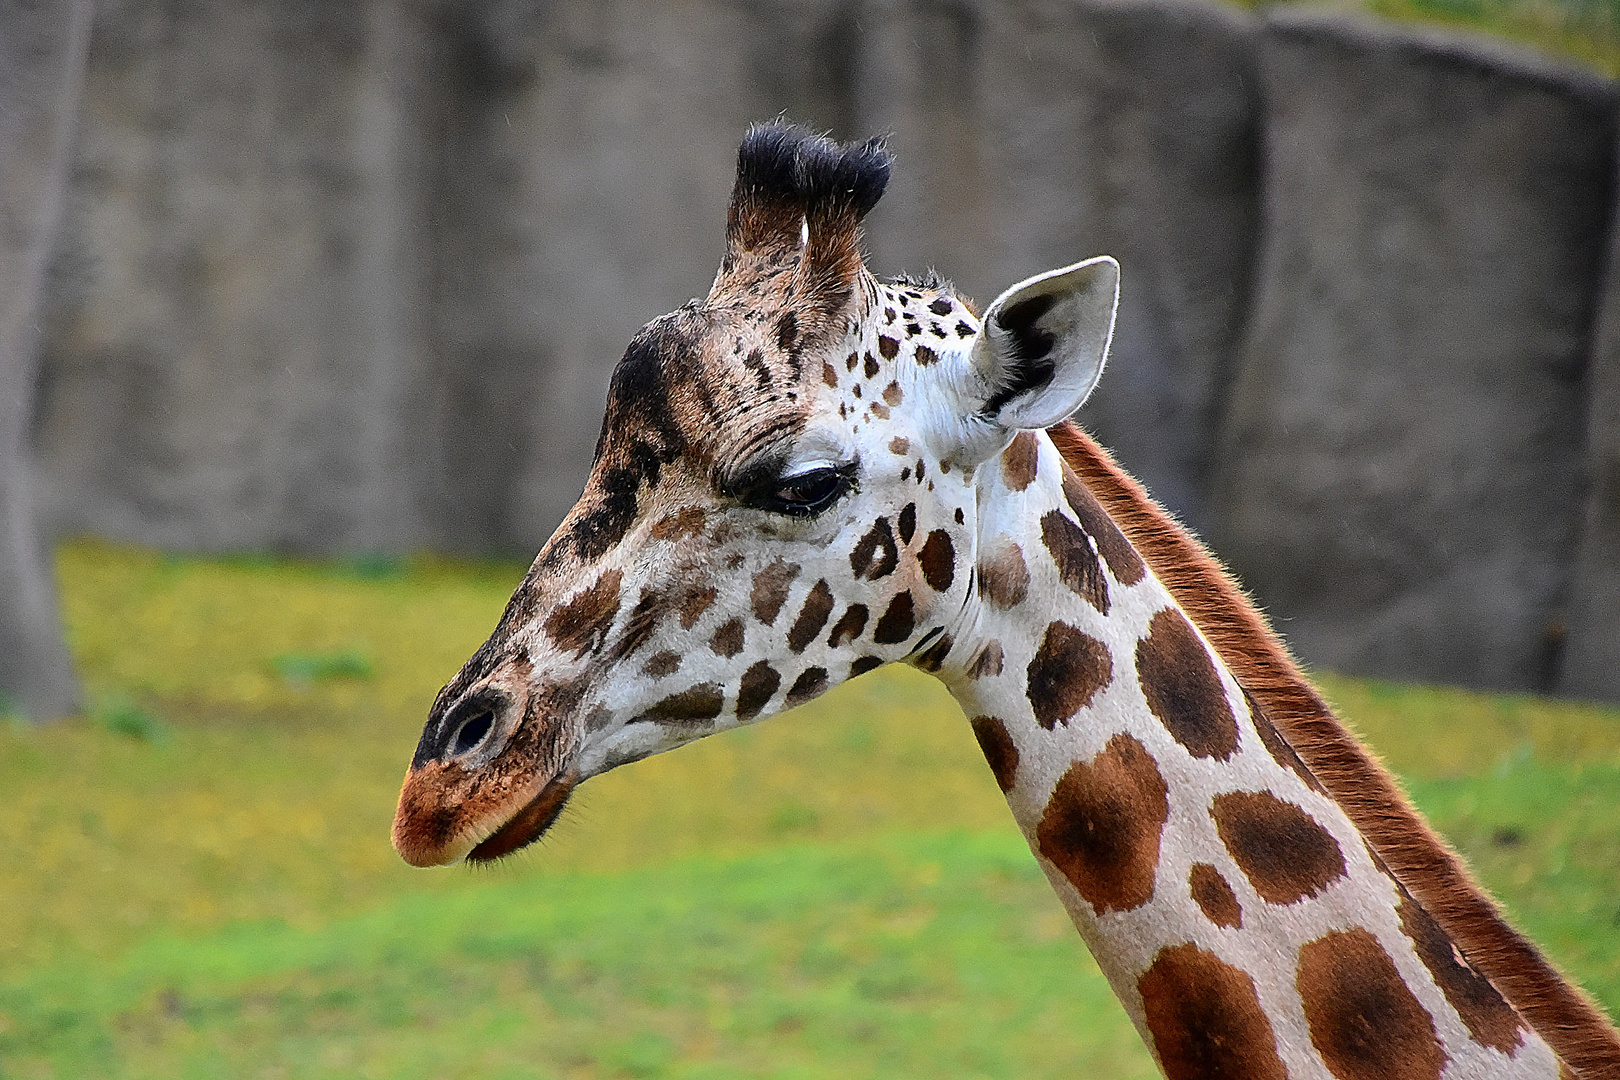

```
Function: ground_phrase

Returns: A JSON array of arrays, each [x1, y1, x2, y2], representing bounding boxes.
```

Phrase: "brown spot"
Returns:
[[1000, 432, 1039, 491], [850, 517, 899, 580], [846, 351, 859, 372], [850, 656, 883, 678], [889, 436, 910, 456], [1211, 791, 1346, 905], [786, 666, 828, 707], [877, 336, 899, 359], [642, 650, 681, 677], [639, 683, 725, 726], [971, 716, 1019, 793], [710, 618, 745, 658], [919, 530, 956, 591], [954, 507, 964, 525], [1060, 467, 1145, 586], [1138, 943, 1287, 1080], [751, 561, 799, 625], [1036, 733, 1169, 914], [1298, 929, 1445, 1080], [1398, 895, 1525, 1053], [977, 540, 1030, 609], [852, 383, 862, 399], [969, 640, 1004, 679], [776, 311, 799, 351], [882, 382, 903, 406], [1247, 689, 1323, 791], [872, 591, 915, 644], [915, 345, 938, 366], [863, 352, 880, 378], [956, 320, 974, 337], [1041, 511, 1110, 614], [608, 587, 664, 660], [897, 503, 917, 545], [787, 580, 835, 653], [736, 661, 780, 722], [650, 508, 707, 540], [679, 584, 718, 629], [1136, 608, 1238, 760], [544, 569, 623, 657], [827, 604, 869, 648], [869, 403, 890, 419], [929, 297, 953, 316], [914, 632, 953, 672], [822, 361, 838, 388], [1026, 622, 1112, 730], [1189, 864, 1243, 928]]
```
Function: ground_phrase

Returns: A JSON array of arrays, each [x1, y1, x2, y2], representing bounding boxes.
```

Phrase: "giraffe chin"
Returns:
[[465, 772, 577, 863]]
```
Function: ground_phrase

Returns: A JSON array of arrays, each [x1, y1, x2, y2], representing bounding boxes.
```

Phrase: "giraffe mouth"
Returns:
[[465, 771, 577, 863]]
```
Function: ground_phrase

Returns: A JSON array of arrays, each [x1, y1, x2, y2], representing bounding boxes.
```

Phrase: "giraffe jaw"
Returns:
[[465, 771, 577, 863]]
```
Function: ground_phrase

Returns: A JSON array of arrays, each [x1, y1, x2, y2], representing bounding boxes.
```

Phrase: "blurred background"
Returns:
[[2, 1, 1619, 1077]]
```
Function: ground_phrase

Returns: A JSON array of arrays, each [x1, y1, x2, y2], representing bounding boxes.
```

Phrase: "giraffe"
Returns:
[[392, 122, 1620, 1079]]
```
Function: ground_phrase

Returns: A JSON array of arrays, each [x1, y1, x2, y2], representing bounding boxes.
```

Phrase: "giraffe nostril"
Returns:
[[452, 710, 495, 757]]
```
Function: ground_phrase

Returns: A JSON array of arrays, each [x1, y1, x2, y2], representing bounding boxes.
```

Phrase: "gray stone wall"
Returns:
[[12, 0, 1620, 702], [34, 0, 437, 554], [1210, 9, 1616, 693], [1561, 132, 1620, 703]]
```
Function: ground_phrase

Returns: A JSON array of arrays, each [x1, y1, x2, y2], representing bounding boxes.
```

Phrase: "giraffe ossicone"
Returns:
[[393, 122, 1620, 1080]]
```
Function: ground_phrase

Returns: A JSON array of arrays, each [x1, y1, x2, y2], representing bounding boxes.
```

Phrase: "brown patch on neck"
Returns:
[[1210, 791, 1346, 905], [1398, 893, 1526, 1054], [1297, 928, 1445, 1080], [1189, 863, 1242, 929], [1137, 942, 1287, 1080], [1048, 421, 1620, 1076], [1037, 733, 1169, 915]]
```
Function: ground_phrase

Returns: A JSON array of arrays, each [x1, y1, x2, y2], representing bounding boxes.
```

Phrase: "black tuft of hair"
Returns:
[[736, 120, 891, 220]]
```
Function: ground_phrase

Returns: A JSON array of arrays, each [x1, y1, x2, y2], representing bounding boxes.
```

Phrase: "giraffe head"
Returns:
[[393, 122, 1119, 867]]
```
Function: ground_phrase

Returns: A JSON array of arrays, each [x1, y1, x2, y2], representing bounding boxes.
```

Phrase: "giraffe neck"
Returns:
[[936, 429, 1556, 1080]]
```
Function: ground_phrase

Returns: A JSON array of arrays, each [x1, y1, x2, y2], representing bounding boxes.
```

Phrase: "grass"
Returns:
[[1248, 0, 1620, 76], [0, 538, 1618, 1077]]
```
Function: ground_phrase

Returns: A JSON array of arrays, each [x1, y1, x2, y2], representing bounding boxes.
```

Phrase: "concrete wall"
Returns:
[[13, 0, 1620, 702], [1211, 9, 1616, 693], [1561, 134, 1620, 703]]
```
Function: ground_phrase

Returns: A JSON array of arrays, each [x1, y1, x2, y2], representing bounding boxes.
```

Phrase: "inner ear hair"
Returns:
[[981, 293, 1060, 417], [971, 256, 1120, 432]]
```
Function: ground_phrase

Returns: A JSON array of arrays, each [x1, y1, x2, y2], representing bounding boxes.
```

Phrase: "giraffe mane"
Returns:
[[1048, 420, 1620, 1079]]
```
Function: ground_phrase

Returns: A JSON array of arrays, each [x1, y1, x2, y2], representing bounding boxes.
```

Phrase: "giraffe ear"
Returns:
[[970, 256, 1119, 431]]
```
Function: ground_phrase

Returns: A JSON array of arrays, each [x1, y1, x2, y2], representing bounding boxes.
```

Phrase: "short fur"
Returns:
[[718, 122, 891, 332], [1048, 420, 1620, 1080]]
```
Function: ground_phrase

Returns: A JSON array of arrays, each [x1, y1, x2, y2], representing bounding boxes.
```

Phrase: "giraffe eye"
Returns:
[[739, 463, 856, 517]]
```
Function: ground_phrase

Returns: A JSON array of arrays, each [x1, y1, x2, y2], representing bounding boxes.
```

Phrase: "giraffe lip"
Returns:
[[466, 771, 577, 863]]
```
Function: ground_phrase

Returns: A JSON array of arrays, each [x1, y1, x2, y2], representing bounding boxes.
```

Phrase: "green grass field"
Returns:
[[1257, 0, 1620, 75], [2, 539, 1618, 1079]]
